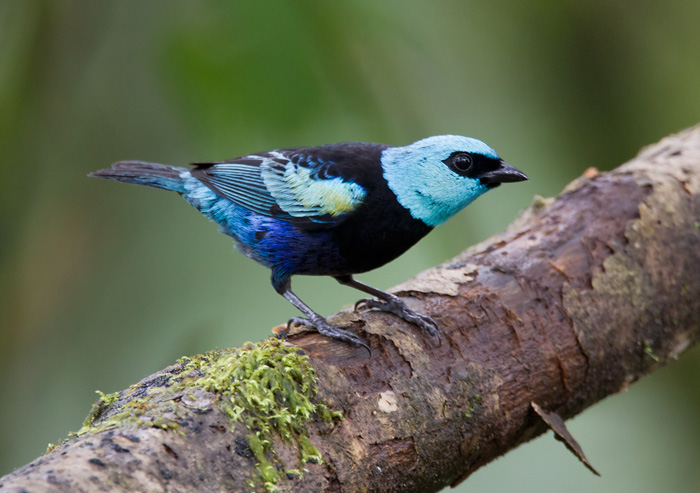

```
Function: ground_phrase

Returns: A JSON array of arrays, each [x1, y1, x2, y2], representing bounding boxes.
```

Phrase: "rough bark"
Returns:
[[2, 126, 699, 493]]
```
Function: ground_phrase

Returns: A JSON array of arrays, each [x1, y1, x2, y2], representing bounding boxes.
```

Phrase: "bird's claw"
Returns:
[[354, 298, 372, 312], [287, 316, 370, 355], [354, 297, 441, 345]]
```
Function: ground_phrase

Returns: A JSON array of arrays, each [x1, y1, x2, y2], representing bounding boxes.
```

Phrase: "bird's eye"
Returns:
[[449, 153, 473, 174]]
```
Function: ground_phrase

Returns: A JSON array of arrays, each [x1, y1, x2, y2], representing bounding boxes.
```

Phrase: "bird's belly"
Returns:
[[239, 217, 422, 277], [232, 215, 348, 276]]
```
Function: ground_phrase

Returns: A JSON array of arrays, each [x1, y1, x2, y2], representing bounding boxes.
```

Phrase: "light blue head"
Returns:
[[381, 135, 527, 227]]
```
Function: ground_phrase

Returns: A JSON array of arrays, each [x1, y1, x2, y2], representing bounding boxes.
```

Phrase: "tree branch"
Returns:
[[2, 126, 699, 492]]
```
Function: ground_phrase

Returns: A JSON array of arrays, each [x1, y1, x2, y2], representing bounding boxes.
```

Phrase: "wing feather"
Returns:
[[190, 151, 366, 227]]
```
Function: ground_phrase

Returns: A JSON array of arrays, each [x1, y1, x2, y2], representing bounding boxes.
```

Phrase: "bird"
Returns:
[[90, 135, 528, 349]]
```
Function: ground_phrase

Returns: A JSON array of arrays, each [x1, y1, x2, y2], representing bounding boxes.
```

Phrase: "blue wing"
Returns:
[[190, 150, 366, 228]]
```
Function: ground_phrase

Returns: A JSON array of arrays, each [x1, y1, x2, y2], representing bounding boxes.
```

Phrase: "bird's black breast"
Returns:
[[305, 143, 432, 274], [330, 196, 432, 275]]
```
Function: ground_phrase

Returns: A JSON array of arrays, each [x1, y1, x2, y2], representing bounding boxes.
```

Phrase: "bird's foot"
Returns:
[[287, 316, 370, 354], [355, 296, 440, 344]]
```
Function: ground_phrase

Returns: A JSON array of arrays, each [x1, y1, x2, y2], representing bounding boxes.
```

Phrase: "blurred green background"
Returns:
[[1, 1, 699, 490]]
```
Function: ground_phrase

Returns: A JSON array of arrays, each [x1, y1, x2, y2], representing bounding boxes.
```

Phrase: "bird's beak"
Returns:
[[480, 161, 528, 186]]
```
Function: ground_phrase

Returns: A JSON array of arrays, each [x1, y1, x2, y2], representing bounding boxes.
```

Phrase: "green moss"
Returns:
[[45, 439, 64, 454], [464, 394, 484, 419], [75, 338, 341, 492], [76, 393, 180, 437], [532, 194, 554, 211], [186, 338, 340, 488], [643, 339, 660, 362], [81, 390, 119, 428]]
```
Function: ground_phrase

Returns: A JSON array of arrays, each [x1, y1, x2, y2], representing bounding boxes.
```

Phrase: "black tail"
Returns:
[[89, 161, 187, 193]]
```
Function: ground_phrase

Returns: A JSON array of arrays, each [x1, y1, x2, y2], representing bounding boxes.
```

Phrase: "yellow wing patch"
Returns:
[[285, 166, 365, 216]]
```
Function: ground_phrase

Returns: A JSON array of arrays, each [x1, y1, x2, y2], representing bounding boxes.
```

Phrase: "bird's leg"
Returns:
[[272, 274, 369, 351], [282, 290, 370, 351], [335, 275, 440, 342]]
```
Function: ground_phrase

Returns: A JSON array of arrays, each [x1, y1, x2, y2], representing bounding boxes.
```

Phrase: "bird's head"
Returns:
[[381, 135, 528, 226]]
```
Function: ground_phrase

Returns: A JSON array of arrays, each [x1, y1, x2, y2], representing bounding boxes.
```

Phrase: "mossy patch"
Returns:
[[643, 339, 660, 362], [464, 394, 484, 419], [82, 390, 119, 428], [75, 338, 342, 492]]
